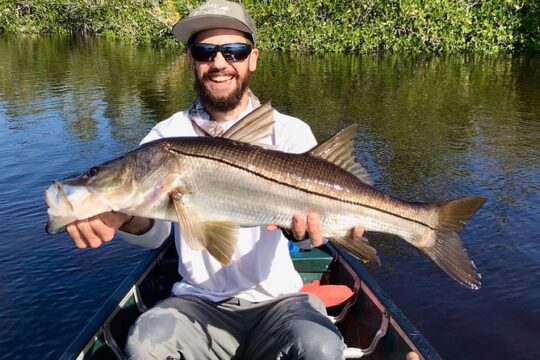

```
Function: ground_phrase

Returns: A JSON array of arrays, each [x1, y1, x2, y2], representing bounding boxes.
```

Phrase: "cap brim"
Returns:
[[173, 16, 254, 45]]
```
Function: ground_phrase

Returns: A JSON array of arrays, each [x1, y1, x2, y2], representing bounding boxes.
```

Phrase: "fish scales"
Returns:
[[164, 137, 437, 238]]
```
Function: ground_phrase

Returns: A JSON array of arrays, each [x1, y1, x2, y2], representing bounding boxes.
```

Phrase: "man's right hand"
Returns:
[[66, 211, 131, 249]]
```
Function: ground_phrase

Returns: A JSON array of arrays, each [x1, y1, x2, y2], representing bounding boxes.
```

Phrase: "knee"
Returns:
[[125, 307, 186, 359], [287, 319, 344, 360], [128, 308, 179, 346]]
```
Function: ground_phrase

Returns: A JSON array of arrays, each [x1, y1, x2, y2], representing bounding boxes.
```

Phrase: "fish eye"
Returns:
[[86, 167, 99, 178]]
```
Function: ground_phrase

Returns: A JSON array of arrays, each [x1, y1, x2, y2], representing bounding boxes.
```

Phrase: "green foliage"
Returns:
[[0, 0, 180, 47], [0, 0, 538, 52], [247, 0, 539, 53]]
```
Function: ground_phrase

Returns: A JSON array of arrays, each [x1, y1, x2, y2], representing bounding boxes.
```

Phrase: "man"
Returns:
[[66, 1, 364, 359]]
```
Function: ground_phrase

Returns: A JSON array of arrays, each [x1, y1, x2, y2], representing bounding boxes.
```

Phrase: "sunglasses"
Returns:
[[190, 43, 253, 62]]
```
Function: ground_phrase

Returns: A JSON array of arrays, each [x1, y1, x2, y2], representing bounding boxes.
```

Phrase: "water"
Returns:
[[0, 36, 538, 359]]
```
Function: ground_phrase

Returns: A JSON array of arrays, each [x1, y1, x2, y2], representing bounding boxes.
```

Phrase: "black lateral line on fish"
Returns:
[[167, 147, 436, 230]]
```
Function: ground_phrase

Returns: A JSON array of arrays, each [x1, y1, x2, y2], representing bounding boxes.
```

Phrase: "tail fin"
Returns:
[[421, 196, 486, 289]]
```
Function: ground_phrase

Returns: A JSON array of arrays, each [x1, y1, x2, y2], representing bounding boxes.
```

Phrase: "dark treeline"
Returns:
[[1, 0, 539, 53]]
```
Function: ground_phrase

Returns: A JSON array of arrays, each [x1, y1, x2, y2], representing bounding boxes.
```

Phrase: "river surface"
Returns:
[[0, 36, 538, 359]]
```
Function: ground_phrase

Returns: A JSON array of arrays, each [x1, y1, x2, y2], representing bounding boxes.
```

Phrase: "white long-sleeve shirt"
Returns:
[[119, 102, 317, 302]]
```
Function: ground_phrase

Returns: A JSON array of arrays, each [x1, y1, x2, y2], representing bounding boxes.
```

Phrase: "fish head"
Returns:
[[45, 153, 139, 234]]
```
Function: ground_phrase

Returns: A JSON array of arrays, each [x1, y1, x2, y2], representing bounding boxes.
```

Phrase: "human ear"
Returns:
[[186, 50, 196, 71], [248, 48, 259, 72]]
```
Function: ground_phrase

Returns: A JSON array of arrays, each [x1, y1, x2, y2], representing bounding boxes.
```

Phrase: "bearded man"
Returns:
[[65, 1, 364, 359]]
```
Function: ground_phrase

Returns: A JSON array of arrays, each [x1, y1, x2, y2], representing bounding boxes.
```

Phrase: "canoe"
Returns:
[[59, 237, 442, 360]]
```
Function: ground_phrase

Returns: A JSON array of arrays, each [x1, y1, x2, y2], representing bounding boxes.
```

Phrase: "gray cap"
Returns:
[[172, 0, 257, 46]]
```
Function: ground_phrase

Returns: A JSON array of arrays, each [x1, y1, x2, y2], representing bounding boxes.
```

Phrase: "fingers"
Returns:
[[273, 211, 366, 249], [306, 210, 324, 247], [292, 213, 307, 240], [352, 226, 365, 241], [80, 219, 105, 248], [65, 222, 89, 249], [66, 212, 125, 249], [66, 218, 105, 248], [294, 213, 365, 245], [291, 210, 324, 247]]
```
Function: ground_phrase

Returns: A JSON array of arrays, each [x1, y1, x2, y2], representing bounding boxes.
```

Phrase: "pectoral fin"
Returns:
[[204, 220, 238, 265], [331, 230, 380, 265], [171, 188, 207, 250], [171, 188, 238, 265]]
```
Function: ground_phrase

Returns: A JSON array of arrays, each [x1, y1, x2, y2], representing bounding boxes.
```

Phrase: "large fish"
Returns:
[[45, 103, 485, 289]]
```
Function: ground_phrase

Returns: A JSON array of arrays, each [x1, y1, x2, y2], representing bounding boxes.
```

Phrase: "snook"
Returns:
[[45, 104, 485, 289]]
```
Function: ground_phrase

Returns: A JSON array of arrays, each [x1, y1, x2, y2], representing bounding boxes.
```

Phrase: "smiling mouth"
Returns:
[[209, 74, 235, 83]]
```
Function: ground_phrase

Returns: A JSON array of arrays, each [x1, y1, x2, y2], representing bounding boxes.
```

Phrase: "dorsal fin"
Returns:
[[221, 102, 275, 145], [309, 125, 372, 185]]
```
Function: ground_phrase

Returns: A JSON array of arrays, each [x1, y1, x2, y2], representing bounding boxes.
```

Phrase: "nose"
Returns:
[[211, 50, 229, 68]]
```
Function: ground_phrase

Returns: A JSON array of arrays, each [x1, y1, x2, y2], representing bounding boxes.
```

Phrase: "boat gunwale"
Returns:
[[59, 238, 175, 360], [330, 244, 442, 360]]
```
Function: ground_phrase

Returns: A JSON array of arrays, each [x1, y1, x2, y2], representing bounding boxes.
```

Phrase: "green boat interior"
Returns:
[[60, 239, 440, 360]]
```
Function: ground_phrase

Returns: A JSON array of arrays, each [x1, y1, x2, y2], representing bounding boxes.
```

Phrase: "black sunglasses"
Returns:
[[190, 43, 253, 62]]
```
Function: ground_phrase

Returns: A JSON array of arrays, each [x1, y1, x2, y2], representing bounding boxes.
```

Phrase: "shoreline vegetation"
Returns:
[[1, 0, 539, 53]]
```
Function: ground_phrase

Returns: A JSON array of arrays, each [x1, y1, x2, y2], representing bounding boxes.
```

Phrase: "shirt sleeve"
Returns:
[[118, 220, 172, 249]]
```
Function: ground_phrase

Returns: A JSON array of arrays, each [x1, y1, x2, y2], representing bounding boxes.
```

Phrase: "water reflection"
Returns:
[[0, 35, 193, 146], [0, 36, 538, 360]]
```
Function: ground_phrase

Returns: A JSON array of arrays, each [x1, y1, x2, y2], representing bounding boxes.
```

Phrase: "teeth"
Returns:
[[210, 75, 234, 83]]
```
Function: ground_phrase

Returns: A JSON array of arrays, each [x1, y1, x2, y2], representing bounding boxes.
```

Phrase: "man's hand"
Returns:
[[66, 211, 132, 249], [266, 209, 365, 247]]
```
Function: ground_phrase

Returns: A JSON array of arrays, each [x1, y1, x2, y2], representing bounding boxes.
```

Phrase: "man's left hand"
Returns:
[[266, 209, 365, 247]]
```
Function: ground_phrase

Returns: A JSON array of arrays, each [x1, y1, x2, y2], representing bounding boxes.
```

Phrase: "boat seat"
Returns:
[[300, 280, 354, 308], [291, 247, 390, 359], [291, 248, 357, 322], [299, 279, 387, 358]]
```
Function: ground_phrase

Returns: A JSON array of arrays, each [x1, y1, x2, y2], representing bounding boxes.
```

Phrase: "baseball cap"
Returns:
[[172, 0, 257, 46]]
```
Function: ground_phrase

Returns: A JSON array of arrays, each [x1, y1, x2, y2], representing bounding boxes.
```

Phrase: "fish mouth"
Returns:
[[44, 181, 71, 234], [45, 181, 93, 234], [45, 181, 73, 213], [45, 217, 64, 235]]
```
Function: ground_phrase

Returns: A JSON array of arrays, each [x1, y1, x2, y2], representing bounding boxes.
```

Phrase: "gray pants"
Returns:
[[126, 293, 344, 360]]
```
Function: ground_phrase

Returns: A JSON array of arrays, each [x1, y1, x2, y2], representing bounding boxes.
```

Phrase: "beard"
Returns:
[[194, 68, 250, 113]]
